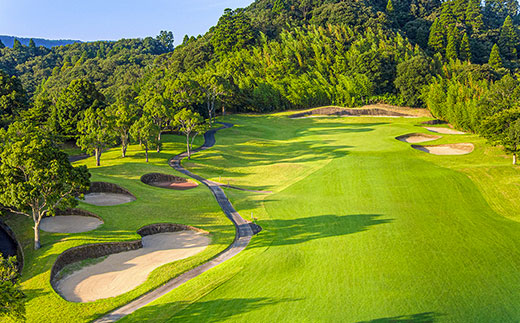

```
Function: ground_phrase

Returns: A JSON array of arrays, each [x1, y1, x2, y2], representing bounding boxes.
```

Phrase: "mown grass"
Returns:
[[122, 114, 520, 322], [3, 134, 235, 322]]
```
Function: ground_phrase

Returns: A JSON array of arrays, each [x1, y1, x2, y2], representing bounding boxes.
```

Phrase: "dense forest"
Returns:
[[0, 0, 520, 158]]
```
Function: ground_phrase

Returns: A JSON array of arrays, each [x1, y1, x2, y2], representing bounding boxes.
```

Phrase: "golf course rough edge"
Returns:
[[92, 122, 258, 323]]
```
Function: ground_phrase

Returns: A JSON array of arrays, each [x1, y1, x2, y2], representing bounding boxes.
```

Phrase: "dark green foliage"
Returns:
[[459, 32, 472, 61], [211, 8, 255, 56], [481, 108, 520, 163], [489, 43, 503, 68], [51, 79, 105, 138], [12, 39, 21, 51], [428, 18, 445, 54], [498, 16, 518, 61], [446, 26, 459, 61], [0, 71, 27, 127], [395, 56, 433, 107], [0, 255, 25, 320], [156, 30, 174, 52], [465, 0, 483, 32]]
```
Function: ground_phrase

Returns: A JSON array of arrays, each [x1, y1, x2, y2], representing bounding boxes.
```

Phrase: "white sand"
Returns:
[[40, 216, 103, 233], [57, 231, 210, 303], [413, 143, 474, 155], [424, 127, 466, 135], [82, 193, 135, 206], [396, 133, 441, 143]]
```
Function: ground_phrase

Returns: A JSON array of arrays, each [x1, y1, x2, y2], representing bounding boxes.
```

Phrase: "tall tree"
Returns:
[[107, 90, 139, 158], [129, 115, 159, 162], [465, 0, 484, 31], [0, 122, 90, 249], [489, 43, 503, 68], [459, 32, 472, 61], [212, 8, 255, 56], [481, 109, 520, 164], [0, 71, 27, 128], [77, 108, 115, 167], [172, 108, 206, 160], [156, 30, 174, 52], [52, 79, 105, 138], [498, 15, 518, 61], [428, 18, 445, 54], [446, 26, 459, 61]]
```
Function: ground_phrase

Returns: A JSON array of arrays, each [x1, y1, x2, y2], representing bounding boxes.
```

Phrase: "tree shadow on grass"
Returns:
[[358, 312, 444, 322], [251, 214, 392, 248], [116, 297, 300, 323]]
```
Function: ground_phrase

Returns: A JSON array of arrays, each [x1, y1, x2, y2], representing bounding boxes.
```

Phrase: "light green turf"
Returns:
[[121, 114, 520, 323], [3, 134, 234, 322]]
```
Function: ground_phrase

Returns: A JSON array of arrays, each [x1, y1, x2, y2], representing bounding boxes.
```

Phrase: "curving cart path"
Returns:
[[93, 122, 254, 323]]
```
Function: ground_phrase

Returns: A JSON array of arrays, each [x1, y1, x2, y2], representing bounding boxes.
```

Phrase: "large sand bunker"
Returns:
[[412, 143, 474, 155], [41, 216, 102, 233], [289, 105, 431, 119], [141, 173, 198, 190], [56, 230, 209, 302], [82, 182, 136, 206], [424, 127, 466, 135], [396, 133, 442, 143]]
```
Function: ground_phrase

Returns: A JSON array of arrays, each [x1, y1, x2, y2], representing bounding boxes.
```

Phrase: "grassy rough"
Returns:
[[3, 134, 234, 322], [123, 114, 520, 322]]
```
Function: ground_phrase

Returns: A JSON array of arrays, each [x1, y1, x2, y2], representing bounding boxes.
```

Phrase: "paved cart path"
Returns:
[[93, 122, 254, 323]]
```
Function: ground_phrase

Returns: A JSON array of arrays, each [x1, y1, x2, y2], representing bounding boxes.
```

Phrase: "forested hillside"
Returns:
[[0, 36, 81, 49], [1, 0, 520, 158]]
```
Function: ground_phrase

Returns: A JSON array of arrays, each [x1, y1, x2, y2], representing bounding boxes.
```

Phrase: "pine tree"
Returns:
[[453, 0, 468, 23], [440, 3, 456, 29], [12, 38, 21, 50], [386, 0, 395, 13], [28, 39, 35, 49], [428, 18, 445, 54], [498, 15, 518, 61], [446, 27, 459, 61], [489, 43, 503, 68], [459, 32, 472, 61], [465, 0, 483, 31], [0, 40, 5, 49]]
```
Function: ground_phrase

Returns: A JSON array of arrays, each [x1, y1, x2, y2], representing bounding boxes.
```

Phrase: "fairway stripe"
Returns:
[[92, 122, 254, 323]]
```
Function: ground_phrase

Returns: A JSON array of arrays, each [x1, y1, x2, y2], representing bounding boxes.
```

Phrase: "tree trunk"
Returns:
[[207, 95, 212, 125], [157, 143, 161, 153], [222, 104, 225, 116], [95, 148, 101, 167], [121, 135, 128, 158], [514, 154, 517, 165], [186, 134, 191, 160], [145, 144, 149, 163], [34, 221, 41, 250], [211, 99, 215, 124]]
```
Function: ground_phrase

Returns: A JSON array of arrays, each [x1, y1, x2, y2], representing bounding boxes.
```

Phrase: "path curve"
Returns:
[[93, 122, 254, 323]]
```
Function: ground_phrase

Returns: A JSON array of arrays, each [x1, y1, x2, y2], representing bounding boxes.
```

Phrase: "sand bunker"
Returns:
[[141, 173, 198, 190], [396, 133, 441, 143], [40, 216, 103, 233], [412, 143, 474, 155], [81, 182, 136, 206], [56, 231, 210, 302], [424, 127, 466, 135]]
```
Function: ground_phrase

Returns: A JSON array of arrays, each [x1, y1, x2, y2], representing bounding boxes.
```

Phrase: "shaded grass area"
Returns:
[[124, 114, 520, 322], [2, 134, 235, 322]]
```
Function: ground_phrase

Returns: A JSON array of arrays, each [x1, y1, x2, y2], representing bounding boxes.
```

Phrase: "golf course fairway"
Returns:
[[6, 112, 520, 322], [122, 114, 520, 322]]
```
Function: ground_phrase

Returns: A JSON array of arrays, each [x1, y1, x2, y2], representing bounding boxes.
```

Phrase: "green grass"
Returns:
[[3, 134, 234, 322], [120, 114, 520, 322]]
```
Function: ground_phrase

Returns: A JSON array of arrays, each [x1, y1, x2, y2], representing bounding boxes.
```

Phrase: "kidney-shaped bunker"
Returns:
[[81, 182, 136, 206], [141, 173, 199, 190]]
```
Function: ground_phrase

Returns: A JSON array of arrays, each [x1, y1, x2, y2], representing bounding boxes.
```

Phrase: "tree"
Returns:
[[107, 91, 139, 158], [489, 43, 503, 69], [459, 32, 472, 61], [52, 79, 105, 138], [196, 70, 227, 125], [12, 39, 21, 51], [465, 0, 483, 32], [77, 108, 115, 167], [28, 39, 36, 50], [0, 255, 25, 320], [394, 56, 433, 107], [212, 8, 255, 56], [428, 18, 445, 54], [481, 109, 520, 164], [498, 15, 518, 61], [0, 122, 90, 249], [386, 0, 395, 14], [156, 30, 174, 52], [129, 115, 159, 162], [0, 71, 28, 127], [446, 26, 459, 61], [172, 109, 207, 160]]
